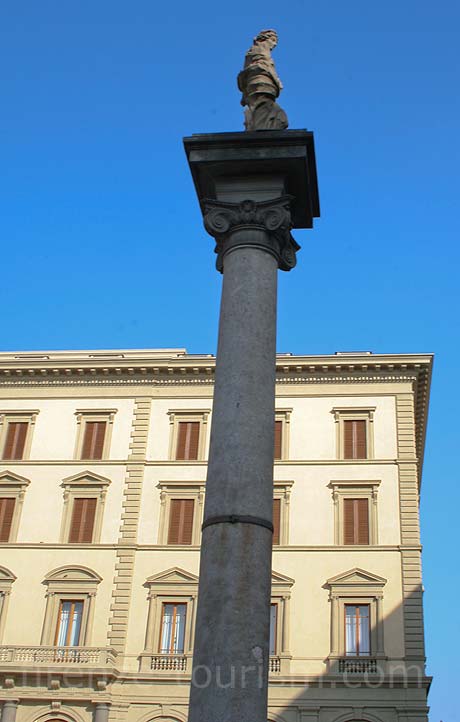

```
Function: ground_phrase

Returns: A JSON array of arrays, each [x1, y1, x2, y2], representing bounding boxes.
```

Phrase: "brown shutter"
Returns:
[[272, 498, 281, 545], [343, 498, 369, 544], [0, 498, 15, 542], [2, 422, 28, 460], [343, 498, 355, 544], [176, 422, 200, 460], [354, 421, 367, 459], [356, 498, 369, 544], [343, 420, 367, 459], [168, 499, 194, 544], [68, 498, 97, 543], [274, 421, 282, 460], [81, 421, 107, 459]]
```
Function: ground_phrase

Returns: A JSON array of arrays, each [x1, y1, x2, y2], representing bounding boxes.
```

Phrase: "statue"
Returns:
[[237, 29, 289, 131]]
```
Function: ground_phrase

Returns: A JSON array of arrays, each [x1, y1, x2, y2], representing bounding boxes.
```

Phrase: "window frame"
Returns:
[[326, 567, 386, 669], [167, 409, 210, 461], [272, 480, 294, 546], [60, 471, 111, 544], [74, 409, 117, 461], [141, 567, 199, 672], [274, 408, 292, 461], [54, 599, 85, 646], [0, 565, 16, 643], [344, 603, 371, 657], [330, 480, 380, 545], [332, 407, 375, 460], [157, 481, 205, 546], [41, 566, 101, 646], [0, 410, 39, 461], [0, 471, 30, 543], [270, 570, 295, 674]]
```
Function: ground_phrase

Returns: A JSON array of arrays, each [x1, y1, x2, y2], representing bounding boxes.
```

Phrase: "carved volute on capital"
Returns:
[[202, 197, 300, 272]]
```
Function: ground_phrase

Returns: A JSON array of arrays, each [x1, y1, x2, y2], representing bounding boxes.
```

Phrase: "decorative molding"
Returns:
[[202, 196, 299, 272]]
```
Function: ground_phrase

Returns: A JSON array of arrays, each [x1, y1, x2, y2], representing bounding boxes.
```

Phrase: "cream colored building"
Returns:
[[0, 348, 432, 722]]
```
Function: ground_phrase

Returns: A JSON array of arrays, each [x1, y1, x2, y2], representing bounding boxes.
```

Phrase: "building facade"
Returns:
[[0, 348, 432, 722]]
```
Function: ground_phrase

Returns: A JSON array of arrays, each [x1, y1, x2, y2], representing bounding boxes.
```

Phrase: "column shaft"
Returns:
[[189, 238, 278, 722], [1, 702, 18, 722]]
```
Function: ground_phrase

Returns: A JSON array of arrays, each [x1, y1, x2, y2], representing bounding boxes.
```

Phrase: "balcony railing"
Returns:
[[150, 654, 187, 671], [0, 646, 117, 667], [338, 657, 378, 674], [269, 656, 281, 673]]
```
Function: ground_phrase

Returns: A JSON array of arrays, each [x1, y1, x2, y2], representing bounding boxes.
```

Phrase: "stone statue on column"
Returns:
[[237, 29, 289, 131]]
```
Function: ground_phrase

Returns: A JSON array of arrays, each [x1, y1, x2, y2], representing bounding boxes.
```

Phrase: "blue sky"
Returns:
[[1, 1, 459, 718]]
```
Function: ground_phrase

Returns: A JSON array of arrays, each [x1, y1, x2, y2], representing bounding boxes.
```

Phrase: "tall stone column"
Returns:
[[1, 701, 18, 722], [184, 130, 319, 722]]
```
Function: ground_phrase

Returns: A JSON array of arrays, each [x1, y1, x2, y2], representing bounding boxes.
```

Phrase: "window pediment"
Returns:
[[271, 570, 295, 590], [0, 566, 16, 585], [61, 471, 111, 489], [327, 567, 387, 588], [0, 470, 30, 489], [45, 565, 102, 585], [146, 567, 199, 587]]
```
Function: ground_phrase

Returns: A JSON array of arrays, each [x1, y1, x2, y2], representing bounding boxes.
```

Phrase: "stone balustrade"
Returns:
[[0, 646, 117, 667]]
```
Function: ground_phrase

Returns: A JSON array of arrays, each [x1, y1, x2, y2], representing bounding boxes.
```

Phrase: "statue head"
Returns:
[[254, 29, 278, 50]]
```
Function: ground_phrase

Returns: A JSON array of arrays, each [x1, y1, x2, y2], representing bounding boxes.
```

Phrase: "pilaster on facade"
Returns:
[[107, 398, 151, 654], [396, 393, 425, 663]]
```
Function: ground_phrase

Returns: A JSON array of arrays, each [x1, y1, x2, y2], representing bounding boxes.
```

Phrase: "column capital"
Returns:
[[202, 196, 300, 272]]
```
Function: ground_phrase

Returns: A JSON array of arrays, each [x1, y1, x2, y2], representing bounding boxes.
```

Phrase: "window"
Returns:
[[0, 411, 38, 461], [141, 567, 199, 673], [0, 471, 30, 543], [330, 480, 380, 545], [168, 409, 210, 461], [0, 566, 16, 642], [331, 407, 375, 460], [41, 566, 101, 646], [159, 603, 187, 654], [54, 600, 84, 646], [157, 481, 204, 545], [326, 567, 386, 671], [269, 604, 277, 655], [68, 498, 97, 543], [272, 499, 281, 545], [60, 471, 111, 544], [345, 604, 370, 656], [0, 499, 15, 543], [168, 499, 195, 545], [344, 499, 369, 545], [74, 409, 117, 460], [274, 409, 292, 461]]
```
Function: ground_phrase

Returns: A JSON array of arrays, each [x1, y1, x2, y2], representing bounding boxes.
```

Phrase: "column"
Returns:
[[93, 703, 110, 722], [188, 196, 298, 722], [1, 701, 18, 722]]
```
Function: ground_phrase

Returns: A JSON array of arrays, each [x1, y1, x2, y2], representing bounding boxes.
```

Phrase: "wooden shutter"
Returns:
[[68, 498, 97, 543], [81, 421, 107, 459], [176, 422, 200, 460], [274, 421, 283, 460], [343, 420, 367, 459], [168, 499, 194, 544], [343, 498, 369, 544], [272, 498, 281, 545], [2, 422, 28, 460], [0, 498, 15, 542]]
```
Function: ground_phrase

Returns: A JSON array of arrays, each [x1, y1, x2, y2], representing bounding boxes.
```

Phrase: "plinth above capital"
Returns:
[[202, 196, 300, 272]]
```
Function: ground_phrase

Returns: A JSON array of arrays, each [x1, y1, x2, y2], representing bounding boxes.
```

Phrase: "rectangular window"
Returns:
[[2, 422, 28, 460], [269, 604, 277, 655], [343, 498, 369, 545], [167, 499, 194, 545], [159, 603, 187, 654], [345, 604, 370, 656], [176, 422, 200, 460], [343, 420, 367, 459], [80, 421, 107, 460], [54, 600, 84, 646], [272, 498, 281, 546], [274, 420, 283, 460], [0, 498, 15, 543], [68, 498, 97, 543]]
